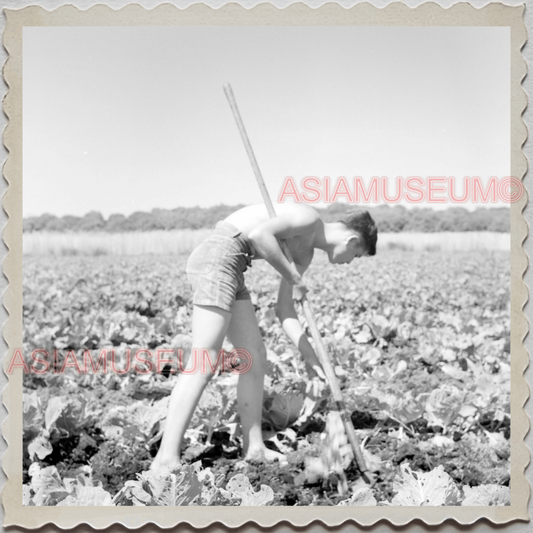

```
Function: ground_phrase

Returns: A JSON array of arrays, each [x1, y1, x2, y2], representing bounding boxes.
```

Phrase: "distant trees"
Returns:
[[323, 205, 510, 233], [23, 204, 510, 233], [79, 211, 106, 231]]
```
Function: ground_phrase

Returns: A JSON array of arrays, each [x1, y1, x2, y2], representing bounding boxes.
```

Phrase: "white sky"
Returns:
[[23, 26, 510, 218]]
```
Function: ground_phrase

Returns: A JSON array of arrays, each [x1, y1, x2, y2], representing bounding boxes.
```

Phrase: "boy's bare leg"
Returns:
[[151, 304, 232, 472], [227, 299, 285, 462]]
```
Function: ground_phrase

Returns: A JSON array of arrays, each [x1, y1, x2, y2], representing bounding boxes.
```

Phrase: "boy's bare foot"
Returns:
[[244, 447, 287, 464], [149, 457, 182, 475]]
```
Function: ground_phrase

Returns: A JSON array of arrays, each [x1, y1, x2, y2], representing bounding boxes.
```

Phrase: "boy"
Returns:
[[151, 203, 377, 470]]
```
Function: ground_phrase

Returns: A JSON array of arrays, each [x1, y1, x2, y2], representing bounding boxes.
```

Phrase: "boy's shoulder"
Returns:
[[225, 203, 322, 236], [275, 202, 321, 222]]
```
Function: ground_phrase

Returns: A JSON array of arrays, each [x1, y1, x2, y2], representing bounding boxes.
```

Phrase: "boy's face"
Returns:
[[329, 232, 367, 264]]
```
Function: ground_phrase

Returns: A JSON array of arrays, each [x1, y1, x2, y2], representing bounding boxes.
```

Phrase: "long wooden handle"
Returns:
[[300, 299, 372, 481], [223, 83, 373, 484], [223, 84, 277, 217]]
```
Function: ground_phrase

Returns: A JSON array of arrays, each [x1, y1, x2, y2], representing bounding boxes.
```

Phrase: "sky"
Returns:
[[23, 26, 510, 218]]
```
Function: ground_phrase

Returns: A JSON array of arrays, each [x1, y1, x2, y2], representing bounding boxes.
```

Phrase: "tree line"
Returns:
[[23, 204, 510, 233]]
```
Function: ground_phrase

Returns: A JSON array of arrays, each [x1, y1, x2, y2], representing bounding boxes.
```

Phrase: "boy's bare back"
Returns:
[[224, 203, 322, 266]]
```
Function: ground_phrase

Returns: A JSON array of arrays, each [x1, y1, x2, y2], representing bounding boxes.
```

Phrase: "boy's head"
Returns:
[[338, 210, 378, 256]]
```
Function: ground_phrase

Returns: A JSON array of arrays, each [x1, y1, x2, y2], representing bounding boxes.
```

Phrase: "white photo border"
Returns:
[[1, 2, 528, 528]]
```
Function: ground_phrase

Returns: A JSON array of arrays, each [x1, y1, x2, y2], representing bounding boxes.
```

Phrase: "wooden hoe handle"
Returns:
[[223, 83, 374, 486]]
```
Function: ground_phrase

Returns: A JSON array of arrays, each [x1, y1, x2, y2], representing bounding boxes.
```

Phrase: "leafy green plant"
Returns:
[[22, 251, 511, 506], [262, 392, 304, 431], [461, 484, 510, 506], [390, 464, 461, 506], [25, 463, 114, 506]]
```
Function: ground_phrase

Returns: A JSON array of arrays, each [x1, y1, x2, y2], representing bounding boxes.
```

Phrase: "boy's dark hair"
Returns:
[[338, 210, 378, 256]]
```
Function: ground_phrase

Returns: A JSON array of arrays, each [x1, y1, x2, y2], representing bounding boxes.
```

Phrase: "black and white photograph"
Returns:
[[2, 2, 528, 527]]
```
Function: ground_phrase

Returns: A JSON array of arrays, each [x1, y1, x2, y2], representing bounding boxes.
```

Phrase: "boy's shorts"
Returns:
[[186, 221, 254, 312]]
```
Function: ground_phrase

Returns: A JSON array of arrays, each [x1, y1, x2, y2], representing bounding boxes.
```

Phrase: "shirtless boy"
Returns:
[[151, 203, 377, 470]]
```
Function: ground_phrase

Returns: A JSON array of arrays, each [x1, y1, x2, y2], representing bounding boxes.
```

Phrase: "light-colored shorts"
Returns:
[[186, 221, 253, 312]]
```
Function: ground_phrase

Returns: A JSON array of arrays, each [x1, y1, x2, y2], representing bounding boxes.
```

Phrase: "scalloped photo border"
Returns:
[[1, 2, 529, 529]]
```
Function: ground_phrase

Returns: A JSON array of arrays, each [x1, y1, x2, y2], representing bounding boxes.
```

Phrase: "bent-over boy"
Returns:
[[151, 203, 377, 470]]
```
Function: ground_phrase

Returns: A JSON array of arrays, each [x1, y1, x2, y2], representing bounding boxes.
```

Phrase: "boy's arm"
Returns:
[[248, 210, 318, 290], [275, 262, 324, 379]]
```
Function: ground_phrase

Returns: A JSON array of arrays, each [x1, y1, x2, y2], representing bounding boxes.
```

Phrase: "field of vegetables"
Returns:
[[22, 248, 511, 506]]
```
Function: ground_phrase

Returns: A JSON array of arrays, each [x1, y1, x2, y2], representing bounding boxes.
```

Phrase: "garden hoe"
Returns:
[[223, 83, 376, 488]]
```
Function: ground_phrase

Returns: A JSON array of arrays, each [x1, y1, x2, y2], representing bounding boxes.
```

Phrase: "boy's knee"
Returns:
[[257, 343, 267, 359], [252, 344, 267, 373], [232, 344, 267, 375], [238, 344, 266, 360]]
